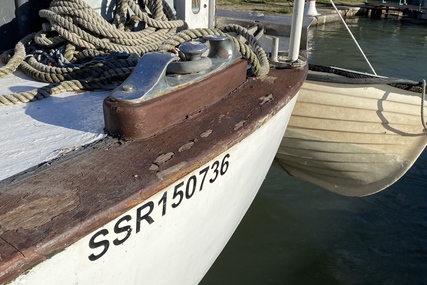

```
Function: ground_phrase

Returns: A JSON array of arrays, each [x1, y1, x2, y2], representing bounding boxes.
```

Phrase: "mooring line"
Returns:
[[330, 0, 377, 75], [422, 79, 427, 130]]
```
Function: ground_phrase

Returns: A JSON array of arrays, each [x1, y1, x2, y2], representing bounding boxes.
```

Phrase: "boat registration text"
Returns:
[[88, 154, 231, 261]]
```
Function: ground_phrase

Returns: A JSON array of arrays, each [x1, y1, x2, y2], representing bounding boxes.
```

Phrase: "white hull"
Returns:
[[276, 79, 427, 196], [10, 94, 298, 285]]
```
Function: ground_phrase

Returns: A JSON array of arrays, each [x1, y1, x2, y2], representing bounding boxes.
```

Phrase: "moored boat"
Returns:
[[275, 65, 427, 197], [0, 0, 307, 284]]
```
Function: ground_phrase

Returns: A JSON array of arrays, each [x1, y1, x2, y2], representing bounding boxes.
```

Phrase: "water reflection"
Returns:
[[201, 17, 427, 285], [307, 18, 427, 81]]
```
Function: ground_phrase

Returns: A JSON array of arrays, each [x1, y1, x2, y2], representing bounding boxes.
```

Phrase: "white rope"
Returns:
[[422, 79, 426, 130], [329, 0, 377, 75]]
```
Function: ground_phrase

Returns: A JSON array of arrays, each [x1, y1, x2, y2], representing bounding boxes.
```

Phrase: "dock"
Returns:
[[346, 0, 427, 21]]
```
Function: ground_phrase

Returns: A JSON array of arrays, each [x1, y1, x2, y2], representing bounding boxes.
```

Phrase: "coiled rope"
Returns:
[[0, 0, 269, 106], [158, 24, 269, 77]]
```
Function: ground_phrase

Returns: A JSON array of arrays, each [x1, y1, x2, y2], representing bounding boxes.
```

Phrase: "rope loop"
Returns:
[[0, 0, 270, 106], [158, 25, 269, 77]]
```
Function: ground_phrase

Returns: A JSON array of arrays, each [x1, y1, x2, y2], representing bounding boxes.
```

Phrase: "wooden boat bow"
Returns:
[[0, 47, 307, 285], [0, 1, 309, 283]]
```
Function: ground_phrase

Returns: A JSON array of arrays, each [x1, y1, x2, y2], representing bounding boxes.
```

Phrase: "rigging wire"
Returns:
[[329, 0, 377, 75], [422, 79, 427, 130]]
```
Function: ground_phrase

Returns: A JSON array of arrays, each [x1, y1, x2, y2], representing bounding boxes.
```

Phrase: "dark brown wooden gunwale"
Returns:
[[0, 60, 307, 284], [104, 59, 247, 140]]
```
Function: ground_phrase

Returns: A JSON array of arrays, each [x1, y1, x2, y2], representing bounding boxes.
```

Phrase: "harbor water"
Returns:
[[200, 18, 427, 284]]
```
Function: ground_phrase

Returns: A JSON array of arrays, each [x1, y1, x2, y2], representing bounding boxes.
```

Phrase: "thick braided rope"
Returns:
[[0, 0, 183, 105], [39, 9, 174, 52], [158, 25, 270, 77], [0, 1, 270, 105], [34, 30, 66, 47], [1, 0, 181, 77], [0, 33, 36, 77], [18, 57, 138, 83], [0, 81, 84, 106], [220, 24, 269, 76], [47, 1, 182, 39], [158, 28, 225, 52], [112, 0, 129, 30], [0, 69, 134, 106]]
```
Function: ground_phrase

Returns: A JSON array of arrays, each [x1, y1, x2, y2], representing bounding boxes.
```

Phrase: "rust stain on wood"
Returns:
[[0, 192, 79, 233]]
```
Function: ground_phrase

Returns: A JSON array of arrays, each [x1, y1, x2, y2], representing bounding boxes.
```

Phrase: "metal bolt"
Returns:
[[179, 41, 208, 61], [122, 84, 134, 92]]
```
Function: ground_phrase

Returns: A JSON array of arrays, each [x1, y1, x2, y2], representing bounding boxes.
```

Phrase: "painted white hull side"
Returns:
[[10, 94, 298, 285]]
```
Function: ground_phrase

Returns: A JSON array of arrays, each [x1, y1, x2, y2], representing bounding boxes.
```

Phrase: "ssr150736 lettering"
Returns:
[[88, 153, 231, 261]]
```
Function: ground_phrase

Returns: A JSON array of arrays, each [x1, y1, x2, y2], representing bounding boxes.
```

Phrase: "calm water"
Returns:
[[201, 18, 427, 284]]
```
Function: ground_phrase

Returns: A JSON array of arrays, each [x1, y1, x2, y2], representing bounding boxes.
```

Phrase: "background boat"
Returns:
[[274, 2, 427, 196], [275, 66, 427, 196], [201, 16, 427, 285]]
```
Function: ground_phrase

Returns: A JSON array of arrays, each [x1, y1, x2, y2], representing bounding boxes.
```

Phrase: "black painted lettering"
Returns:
[[220, 154, 230, 175], [186, 175, 197, 199], [88, 229, 110, 261], [172, 181, 184, 208], [158, 192, 167, 216], [199, 166, 209, 191], [113, 215, 132, 246], [209, 160, 220, 183], [136, 201, 155, 233]]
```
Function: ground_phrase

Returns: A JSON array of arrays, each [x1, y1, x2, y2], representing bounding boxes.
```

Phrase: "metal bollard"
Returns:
[[304, 0, 320, 16]]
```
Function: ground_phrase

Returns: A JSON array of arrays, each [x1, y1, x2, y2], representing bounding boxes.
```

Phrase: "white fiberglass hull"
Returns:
[[276, 79, 427, 196], [10, 93, 298, 285]]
